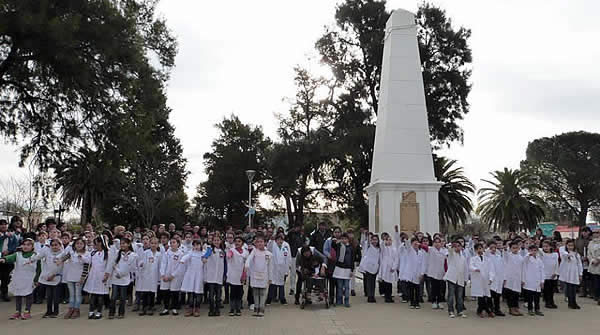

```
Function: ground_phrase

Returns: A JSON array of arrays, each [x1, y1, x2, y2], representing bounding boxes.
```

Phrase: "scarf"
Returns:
[[338, 243, 346, 263]]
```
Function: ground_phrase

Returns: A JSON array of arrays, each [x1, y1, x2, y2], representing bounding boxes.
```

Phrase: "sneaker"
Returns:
[[249, 304, 255, 312], [449, 313, 456, 318], [116, 314, 124, 319], [159, 309, 170, 316], [229, 311, 235, 317], [438, 303, 445, 310], [528, 310, 535, 316], [410, 306, 416, 309], [432, 303, 438, 309], [535, 311, 544, 316], [415, 305, 421, 310], [171, 309, 178, 316], [108, 314, 115, 319], [88, 312, 94, 319], [10, 312, 21, 320], [95, 312, 103, 319], [235, 311, 242, 316], [21, 312, 31, 320], [459, 312, 467, 318]]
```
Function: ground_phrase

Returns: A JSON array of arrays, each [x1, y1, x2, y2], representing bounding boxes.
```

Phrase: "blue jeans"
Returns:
[[446, 281, 464, 314], [67, 282, 82, 309], [335, 279, 350, 305]]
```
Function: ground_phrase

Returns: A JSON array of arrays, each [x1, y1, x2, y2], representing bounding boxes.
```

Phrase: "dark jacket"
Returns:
[[332, 243, 354, 271], [310, 229, 331, 253], [287, 231, 305, 258], [0, 233, 18, 255]]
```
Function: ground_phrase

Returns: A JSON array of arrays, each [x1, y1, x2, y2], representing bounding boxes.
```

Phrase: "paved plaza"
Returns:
[[2, 282, 599, 334]]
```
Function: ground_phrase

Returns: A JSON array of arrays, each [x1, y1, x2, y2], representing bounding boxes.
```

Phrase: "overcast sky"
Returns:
[[1, 0, 599, 204]]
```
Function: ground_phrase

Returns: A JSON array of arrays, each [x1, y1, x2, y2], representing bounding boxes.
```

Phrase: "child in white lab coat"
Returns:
[[560, 239, 583, 309], [267, 234, 291, 305], [504, 240, 524, 316], [245, 234, 273, 317], [60, 238, 90, 319], [486, 240, 505, 316], [105, 237, 137, 319], [33, 238, 64, 318], [137, 237, 161, 316], [204, 235, 226, 317], [358, 234, 380, 303], [444, 239, 468, 318], [403, 237, 426, 309], [159, 238, 184, 316], [180, 239, 207, 317], [83, 236, 110, 319], [379, 234, 398, 303], [426, 237, 447, 309], [470, 243, 495, 318], [0, 238, 37, 320], [227, 236, 249, 316], [540, 240, 559, 309], [522, 244, 544, 316]]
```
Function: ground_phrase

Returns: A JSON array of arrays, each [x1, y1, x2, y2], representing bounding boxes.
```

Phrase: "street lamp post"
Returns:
[[246, 170, 256, 228]]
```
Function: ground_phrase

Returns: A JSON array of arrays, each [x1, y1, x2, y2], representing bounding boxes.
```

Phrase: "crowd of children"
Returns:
[[1, 217, 599, 322]]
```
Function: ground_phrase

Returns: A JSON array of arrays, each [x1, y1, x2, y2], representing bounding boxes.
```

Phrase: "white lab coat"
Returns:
[[378, 244, 398, 284], [358, 244, 380, 275], [245, 248, 273, 289], [137, 249, 161, 293], [402, 245, 426, 285], [180, 250, 206, 294], [226, 248, 249, 286], [8, 252, 37, 296], [84, 251, 110, 294], [559, 250, 583, 285], [503, 252, 524, 293], [426, 247, 447, 280], [33, 247, 64, 286], [541, 251, 559, 280], [204, 247, 225, 284], [444, 249, 468, 287], [486, 251, 504, 294], [61, 248, 91, 283], [521, 255, 544, 292], [160, 249, 184, 290], [269, 242, 292, 286], [588, 240, 600, 275], [106, 251, 137, 286], [469, 254, 494, 297]]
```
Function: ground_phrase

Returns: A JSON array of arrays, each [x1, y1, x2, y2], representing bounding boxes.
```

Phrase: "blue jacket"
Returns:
[[0, 234, 18, 254]]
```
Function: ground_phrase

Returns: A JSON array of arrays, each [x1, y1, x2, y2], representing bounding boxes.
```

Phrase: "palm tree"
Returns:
[[54, 149, 115, 225], [477, 168, 546, 232], [434, 156, 475, 232]]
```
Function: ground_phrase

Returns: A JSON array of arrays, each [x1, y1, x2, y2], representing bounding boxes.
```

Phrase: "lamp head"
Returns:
[[245, 170, 256, 182]]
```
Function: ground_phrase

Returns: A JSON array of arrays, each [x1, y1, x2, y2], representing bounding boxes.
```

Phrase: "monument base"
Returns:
[[366, 181, 442, 235]]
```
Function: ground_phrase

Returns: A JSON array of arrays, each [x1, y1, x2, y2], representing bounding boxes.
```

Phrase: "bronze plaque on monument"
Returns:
[[400, 191, 419, 233]]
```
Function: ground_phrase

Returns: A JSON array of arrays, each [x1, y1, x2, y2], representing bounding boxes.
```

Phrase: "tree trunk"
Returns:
[[578, 204, 589, 227]]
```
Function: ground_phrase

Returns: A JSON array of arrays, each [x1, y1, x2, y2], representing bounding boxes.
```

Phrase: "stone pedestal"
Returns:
[[367, 9, 442, 234]]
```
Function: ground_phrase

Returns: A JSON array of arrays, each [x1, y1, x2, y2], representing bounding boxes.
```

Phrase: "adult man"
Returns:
[[309, 222, 331, 254], [0, 219, 18, 302], [168, 223, 177, 234], [576, 226, 593, 297], [287, 225, 305, 295]]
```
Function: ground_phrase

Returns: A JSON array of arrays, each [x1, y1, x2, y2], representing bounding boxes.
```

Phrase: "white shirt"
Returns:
[[559, 250, 583, 285], [444, 249, 468, 287], [204, 247, 225, 284], [245, 248, 273, 289], [541, 251, 559, 280], [503, 252, 524, 293], [106, 251, 137, 286], [227, 248, 249, 285], [426, 247, 447, 280], [469, 254, 494, 297]]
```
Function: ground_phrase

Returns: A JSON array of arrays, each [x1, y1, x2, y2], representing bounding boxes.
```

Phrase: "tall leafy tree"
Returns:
[[477, 168, 546, 232], [267, 67, 334, 227], [314, 0, 472, 224], [522, 131, 600, 227], [0, 0, 177, 170], [195, 115, 271, 227], [434, 156, 474, 232]]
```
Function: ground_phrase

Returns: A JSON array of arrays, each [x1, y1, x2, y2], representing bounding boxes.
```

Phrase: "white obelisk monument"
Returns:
[[366, 9, 442, 234]]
